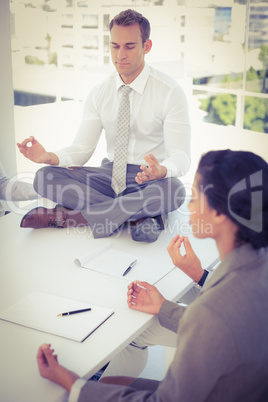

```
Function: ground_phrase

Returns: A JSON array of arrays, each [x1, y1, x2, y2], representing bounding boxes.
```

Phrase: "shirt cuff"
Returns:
[[158, 300, 183, 333], [161, 160, 178, 178], [68, 379, 87, 402], [54, 150, 73, 167], [161, 151, 191, 178]]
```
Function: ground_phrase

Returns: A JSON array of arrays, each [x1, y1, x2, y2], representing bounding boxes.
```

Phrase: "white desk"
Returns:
[[0, 206, 219, 402]]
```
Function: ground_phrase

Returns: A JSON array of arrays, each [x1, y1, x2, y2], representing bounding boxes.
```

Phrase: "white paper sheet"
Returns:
[[75, 242, 174, 284], [0, 292, 114, 342]]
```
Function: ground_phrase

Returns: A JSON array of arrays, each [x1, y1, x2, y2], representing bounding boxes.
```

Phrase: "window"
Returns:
[[61, 13, 73, 28], [82, 14, 98, 29], [9, 0, 268, 134], [82, 54, 98, 68], [103, 36, 109, 53], [62, 34, 74, 48], [103, 55, 110, 64], [189, 0, 268, 133], [82, 35, 98, 50], [103, 14, 110, 31]]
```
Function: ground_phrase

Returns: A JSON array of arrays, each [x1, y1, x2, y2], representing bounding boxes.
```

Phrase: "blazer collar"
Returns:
[[201, 243, 267, 293]]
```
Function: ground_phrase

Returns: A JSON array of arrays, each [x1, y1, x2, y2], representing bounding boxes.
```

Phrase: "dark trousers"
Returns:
[[33, 159, 185, 238]]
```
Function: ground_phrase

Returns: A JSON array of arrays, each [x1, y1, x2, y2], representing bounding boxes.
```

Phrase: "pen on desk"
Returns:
[[123, 260, 137, 276], [57, 308, 91, 317]]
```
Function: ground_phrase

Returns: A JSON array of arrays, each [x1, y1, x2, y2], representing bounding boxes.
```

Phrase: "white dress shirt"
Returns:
[[56, 64, 191, 178]]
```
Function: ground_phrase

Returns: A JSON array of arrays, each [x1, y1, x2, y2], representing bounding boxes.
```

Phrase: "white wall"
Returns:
[[0, 0, 16, 177]]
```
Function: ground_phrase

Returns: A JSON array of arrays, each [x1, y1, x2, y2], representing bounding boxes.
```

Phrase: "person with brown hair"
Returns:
[[17, 9, 190, 243]]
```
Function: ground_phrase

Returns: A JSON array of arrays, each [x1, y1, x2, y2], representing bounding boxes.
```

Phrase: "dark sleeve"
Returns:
[[77, 380, 158, 402], [77, 303, 236, 402], [130, 377, 160, 392], [158, 300, 185, 333]]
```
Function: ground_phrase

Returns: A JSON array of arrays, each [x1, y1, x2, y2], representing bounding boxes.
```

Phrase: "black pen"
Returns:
[[123, 260, 137, 276], [57, 308, 91, 317]]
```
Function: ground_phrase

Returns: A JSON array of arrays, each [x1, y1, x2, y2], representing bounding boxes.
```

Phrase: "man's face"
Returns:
[[110, 23, 152, 84]]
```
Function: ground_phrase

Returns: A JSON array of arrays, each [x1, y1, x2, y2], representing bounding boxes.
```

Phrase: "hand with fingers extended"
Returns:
[[17, 136, 59, 165], [167, 235, 204, 282], [127, 280, 166, 315], [37, 344, 79, 391], [135, 154, 167, 184]]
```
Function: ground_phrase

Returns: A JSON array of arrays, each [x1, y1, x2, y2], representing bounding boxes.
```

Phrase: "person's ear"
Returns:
[[144, 40, 152, 54], [214, 211, 228, 225]]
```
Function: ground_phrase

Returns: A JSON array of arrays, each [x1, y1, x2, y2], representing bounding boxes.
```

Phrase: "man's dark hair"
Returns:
[[110, 9, 150, 44]]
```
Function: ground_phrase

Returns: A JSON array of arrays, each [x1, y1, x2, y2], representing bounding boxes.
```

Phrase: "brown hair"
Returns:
[[110, 9, 150, 45]]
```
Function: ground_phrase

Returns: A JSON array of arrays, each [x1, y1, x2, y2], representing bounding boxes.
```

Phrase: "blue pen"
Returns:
[[123, 260, 137, 276]]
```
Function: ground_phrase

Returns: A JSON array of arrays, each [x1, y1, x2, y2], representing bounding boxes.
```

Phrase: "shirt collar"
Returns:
[[115, 63, 150, 95]]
